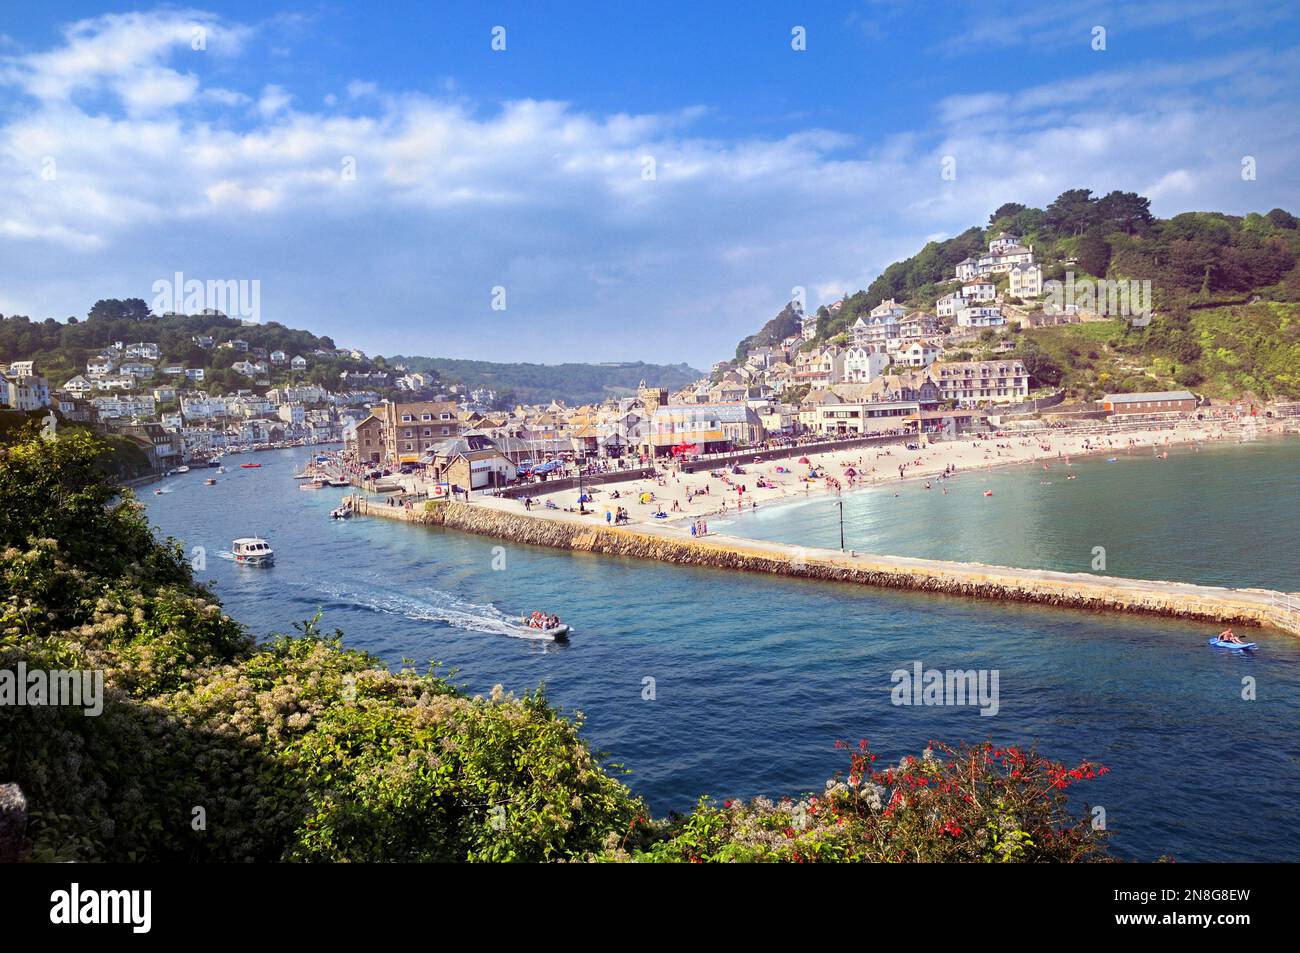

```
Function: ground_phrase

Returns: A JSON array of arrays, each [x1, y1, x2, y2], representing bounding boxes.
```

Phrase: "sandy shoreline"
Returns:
[[475, 420, 1294, 533]]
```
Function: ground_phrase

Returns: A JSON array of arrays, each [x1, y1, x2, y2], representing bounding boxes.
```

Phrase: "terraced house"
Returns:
[[932, 360, 1029, 404]]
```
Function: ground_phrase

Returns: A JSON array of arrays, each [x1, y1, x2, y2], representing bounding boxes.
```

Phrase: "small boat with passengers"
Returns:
[[505, 612, 570, 640]]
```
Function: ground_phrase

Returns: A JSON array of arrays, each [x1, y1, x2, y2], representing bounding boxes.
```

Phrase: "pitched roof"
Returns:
[[1103, 391, 1195, 403]]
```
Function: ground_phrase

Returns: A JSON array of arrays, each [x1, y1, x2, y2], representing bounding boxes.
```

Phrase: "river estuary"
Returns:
[[143, 439, 1300, 862]]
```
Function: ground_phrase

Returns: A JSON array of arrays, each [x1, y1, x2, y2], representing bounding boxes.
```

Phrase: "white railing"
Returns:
[[1271, 592, 1300, 625]]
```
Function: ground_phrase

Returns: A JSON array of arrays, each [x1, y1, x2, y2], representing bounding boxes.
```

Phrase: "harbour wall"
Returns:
[[352, 497, 1300, 636]]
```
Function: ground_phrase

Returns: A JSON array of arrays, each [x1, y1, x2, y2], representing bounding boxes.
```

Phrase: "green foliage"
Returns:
[[1014, 339, 1064, 388], [0, 429, 644, 861], [0, 304, 343, 396], [1076, 231, 1112, 277], [734, 301, 803, 362]]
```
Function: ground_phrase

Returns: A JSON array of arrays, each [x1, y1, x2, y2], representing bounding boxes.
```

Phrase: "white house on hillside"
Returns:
[[956, 305, 1006, 328], [1008, 262, 1043, 298], [841, 346, 892, 383]]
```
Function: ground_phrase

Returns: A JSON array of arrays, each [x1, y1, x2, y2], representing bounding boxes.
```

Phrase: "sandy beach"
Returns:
[[475, 419, 1292, 533]]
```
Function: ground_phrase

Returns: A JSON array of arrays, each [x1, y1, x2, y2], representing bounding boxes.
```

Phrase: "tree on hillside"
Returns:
[[989, 202, 1026, 226], [1044, 189, 1098, 237], [1095, 191, 1154, 235], [87, 298, 151, 322], [1266, 208, 1299, 230], [1015, 339, 1062, 387], [1076, 231, 1112, 277]]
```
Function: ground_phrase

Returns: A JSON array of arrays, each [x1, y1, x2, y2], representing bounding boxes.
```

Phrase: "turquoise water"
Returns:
[[715, 437, 1300, 592], [143, 446, 1300, 862]]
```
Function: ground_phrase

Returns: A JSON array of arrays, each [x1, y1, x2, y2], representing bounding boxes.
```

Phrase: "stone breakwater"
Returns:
[[354, 498, 1300, 636]]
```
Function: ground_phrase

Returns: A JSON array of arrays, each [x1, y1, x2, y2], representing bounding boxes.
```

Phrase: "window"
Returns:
[[401, 414, 412, 422], [423, 429, 431, 437], [421, 414, 431, 421], [441, 427, 450, 436]]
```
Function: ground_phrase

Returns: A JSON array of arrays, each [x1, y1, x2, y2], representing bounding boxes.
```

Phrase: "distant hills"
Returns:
[[0, 300, 704, 407], [390, 356, 703, 406], [730, 191, 1300, 400]]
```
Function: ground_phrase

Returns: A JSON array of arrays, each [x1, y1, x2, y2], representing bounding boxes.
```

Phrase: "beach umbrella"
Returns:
[[798, 456, 810, 464], [844, 467, 857, 476]]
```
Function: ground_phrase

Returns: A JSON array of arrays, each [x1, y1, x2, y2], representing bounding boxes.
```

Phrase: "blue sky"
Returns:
[[2, 1, 1299, 367]]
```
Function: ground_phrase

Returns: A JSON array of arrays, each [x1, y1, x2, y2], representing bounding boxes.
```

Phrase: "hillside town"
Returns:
[[0, 334, 495, 475], [0, 235, 1291, 484]]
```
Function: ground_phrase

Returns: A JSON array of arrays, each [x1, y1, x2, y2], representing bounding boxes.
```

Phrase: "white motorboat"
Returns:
[[231, 537, 274, 566], [177, 465, 190, 474]]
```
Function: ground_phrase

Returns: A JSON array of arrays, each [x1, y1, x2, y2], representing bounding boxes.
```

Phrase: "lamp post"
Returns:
[[833, 498, 844, 551]]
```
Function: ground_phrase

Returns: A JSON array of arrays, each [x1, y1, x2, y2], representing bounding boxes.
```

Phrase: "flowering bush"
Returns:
[[622, 740, 1111, 863]]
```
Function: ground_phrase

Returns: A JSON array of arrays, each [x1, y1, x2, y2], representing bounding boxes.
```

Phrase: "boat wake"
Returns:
[[315, 584, 561, 641]]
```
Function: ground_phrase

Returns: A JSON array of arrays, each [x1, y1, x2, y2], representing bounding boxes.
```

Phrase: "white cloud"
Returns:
[[1, 9, 1298, 365], [256, 84, 293, 118]]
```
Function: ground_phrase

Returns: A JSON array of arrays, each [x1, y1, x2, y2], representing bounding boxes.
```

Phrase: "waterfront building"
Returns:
[[1102, 391, 1197, 415], [381, 399, 459, 465], [932, 360, 1029, 404], [648, 403, 763, 455], [809, 398, 921, 435]]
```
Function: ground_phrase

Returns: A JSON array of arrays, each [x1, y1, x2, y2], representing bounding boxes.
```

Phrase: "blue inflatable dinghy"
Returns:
[[1208, 637, 1257, 651]]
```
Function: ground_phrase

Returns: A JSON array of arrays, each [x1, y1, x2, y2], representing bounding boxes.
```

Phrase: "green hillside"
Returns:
[[733, 191, 1300, 400], [391, 356, 703, 406], [1, 301, 703, 407], [0, 299, 360, 396]]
